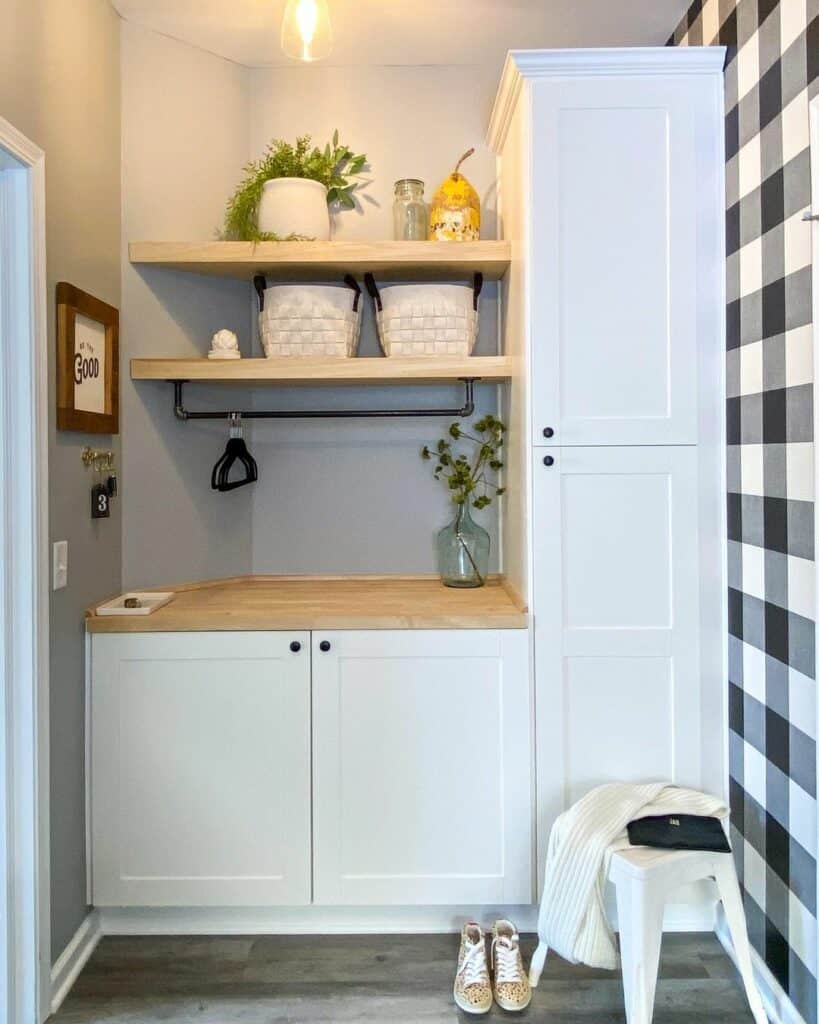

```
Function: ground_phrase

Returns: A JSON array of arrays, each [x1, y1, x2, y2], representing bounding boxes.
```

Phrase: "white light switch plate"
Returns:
[[52, 540, 68, 590]]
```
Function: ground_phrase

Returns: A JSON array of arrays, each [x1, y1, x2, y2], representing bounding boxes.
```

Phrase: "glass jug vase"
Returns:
[[436, 503, 490, 588]]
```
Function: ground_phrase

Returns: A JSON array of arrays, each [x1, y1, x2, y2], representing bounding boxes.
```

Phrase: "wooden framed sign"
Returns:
[[56, 282, 119, 433]]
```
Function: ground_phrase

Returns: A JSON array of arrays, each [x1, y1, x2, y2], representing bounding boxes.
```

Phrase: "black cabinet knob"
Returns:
[[543, 427, 554, 438], [543, 456, 554, 467], [319, 640, 331, 652], [290, 641, 301, 653]]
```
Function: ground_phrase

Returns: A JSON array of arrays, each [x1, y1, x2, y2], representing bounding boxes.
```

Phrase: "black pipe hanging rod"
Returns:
[[172, 378, 477, 422]]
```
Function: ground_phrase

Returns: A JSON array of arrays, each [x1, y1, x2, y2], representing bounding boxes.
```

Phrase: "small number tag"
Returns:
[[106, 474, 118, 498], [91, 483, 110, 519]]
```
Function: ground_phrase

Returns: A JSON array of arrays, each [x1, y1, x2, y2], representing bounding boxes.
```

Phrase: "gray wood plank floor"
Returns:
[[48, 932, 758, 1023]]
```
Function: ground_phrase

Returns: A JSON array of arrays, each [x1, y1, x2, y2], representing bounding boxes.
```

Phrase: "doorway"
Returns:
[[0, 117, 50, 1024]]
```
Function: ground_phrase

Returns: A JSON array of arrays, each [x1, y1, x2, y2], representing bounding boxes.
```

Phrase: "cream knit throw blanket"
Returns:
[[538, 782, 728, 970]]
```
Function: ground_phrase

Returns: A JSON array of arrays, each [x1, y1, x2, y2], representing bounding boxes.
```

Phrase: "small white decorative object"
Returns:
[[258, 178, 331, 240], [208, 329, 241, 360], [259, 283, 362, 359], [366, 278, 481, 357]]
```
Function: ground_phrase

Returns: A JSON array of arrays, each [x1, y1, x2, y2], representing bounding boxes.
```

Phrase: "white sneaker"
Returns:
[[491, 919, 531, 1012], [454, 922, 493, 1015]]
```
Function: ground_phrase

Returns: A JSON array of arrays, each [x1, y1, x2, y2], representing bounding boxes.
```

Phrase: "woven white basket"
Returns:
[[258, 283, 362, 359], [366, 279, 480, 357]]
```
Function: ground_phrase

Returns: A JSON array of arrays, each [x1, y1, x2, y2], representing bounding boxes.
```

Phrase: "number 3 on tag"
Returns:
[[91, 483, 110, 519]]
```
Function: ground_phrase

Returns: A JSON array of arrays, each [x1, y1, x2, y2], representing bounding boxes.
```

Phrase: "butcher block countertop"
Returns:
[[85, 575, 529, 633]]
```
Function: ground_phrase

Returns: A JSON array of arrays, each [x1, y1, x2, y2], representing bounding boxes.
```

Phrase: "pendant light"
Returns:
[[281, 0, 333, 62]]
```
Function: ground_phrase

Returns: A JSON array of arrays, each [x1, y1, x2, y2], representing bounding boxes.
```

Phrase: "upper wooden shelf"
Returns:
[[131, 355, 513, 385], [128, 240, 511, 281]]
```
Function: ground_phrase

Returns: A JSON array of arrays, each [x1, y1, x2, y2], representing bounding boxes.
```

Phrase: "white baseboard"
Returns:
[[716, 911, 806, 1024], [50, 910, 102, 1014], [98, 900, 713, 938], [99, 904, 540, 936]]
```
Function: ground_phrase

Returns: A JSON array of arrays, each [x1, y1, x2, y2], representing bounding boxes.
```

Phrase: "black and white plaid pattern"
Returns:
[[670, 2, 818, 1021]]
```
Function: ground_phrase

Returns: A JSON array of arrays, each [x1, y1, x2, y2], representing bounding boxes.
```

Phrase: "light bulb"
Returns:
[[281, 0, 333, 62]]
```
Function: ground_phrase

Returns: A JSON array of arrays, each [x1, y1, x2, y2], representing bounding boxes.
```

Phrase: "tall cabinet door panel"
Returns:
[[533, 447, 701, 875], [530, 77, 699, 446], [312, 629, 531, 905], [90, 631, 312, 906]]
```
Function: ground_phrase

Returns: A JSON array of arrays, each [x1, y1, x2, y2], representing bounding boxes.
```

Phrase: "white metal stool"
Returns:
[[529, 846, 768, 1024]]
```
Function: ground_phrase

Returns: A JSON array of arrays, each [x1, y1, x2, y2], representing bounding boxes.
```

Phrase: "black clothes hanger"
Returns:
[[211, 414, 258, 492]]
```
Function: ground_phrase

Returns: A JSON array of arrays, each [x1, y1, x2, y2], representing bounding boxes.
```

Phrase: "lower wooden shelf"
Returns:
[[130, 355, 514, 385]]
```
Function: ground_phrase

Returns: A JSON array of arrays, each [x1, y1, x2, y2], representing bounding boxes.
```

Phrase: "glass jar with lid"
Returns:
[[393, 179, 428, 241]]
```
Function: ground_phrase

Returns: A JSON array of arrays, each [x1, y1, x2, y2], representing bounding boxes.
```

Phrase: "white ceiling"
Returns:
[[111, 0, 692, 69]]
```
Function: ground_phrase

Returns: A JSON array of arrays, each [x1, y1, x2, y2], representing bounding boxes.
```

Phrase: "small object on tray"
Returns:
[[96, 591, 174, 616]]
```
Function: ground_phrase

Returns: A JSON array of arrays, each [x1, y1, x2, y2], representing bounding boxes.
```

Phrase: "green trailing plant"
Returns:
[[222, 131, 368, 241], [421, 414, 506, 510]]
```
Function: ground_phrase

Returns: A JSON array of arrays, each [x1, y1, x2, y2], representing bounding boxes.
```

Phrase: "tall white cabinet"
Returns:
[[489, 48, 727, 881]]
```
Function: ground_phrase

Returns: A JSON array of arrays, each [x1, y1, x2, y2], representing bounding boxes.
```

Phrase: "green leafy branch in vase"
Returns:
[[221, 131, 368, 242], [421, 415, 506, 584]]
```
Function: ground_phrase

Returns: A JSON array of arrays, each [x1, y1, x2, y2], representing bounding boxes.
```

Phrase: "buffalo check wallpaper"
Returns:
[[670, 1, 818, 1020]]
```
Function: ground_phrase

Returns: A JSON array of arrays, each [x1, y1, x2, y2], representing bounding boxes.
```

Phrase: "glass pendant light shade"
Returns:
[[281, 0, 333, 62]]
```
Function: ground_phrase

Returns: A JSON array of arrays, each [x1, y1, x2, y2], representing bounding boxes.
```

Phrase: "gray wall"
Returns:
[[0, 0, 122, 962], [246, 64, 501, 573], [121, 30, 505, 585], [121, 22, 253, 589]]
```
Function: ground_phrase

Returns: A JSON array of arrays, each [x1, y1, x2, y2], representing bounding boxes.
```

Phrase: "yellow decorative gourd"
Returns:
[[428, 148, 481, 242]]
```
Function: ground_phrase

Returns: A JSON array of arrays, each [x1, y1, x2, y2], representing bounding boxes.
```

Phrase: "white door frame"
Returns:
[[0, 115, 51, 1023], [811, 91, 819, 1024]]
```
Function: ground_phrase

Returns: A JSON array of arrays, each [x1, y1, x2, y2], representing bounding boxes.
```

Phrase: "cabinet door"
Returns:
[[90, 631, 311, 906], [530, 77, 698, 446], [312, 630, 531, 905], [533, 447, 701, 877]]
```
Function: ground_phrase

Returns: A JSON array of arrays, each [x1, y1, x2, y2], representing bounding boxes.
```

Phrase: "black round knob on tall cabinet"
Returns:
[[542, 427, 554, 438], [543, 456, 554, 467], [319, 640, 331, 652], [290, 641, 301, 653]]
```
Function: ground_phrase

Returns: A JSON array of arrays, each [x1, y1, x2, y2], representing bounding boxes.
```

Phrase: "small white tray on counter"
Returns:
[[96, 592, 174, 616]]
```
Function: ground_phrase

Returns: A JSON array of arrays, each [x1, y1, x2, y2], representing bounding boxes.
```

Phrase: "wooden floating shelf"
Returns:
[[131, 356, 514, 385], [128, 240, 511, 281]]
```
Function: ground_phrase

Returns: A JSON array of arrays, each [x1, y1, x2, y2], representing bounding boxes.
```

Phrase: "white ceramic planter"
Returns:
[[258, 178, 330, 240]]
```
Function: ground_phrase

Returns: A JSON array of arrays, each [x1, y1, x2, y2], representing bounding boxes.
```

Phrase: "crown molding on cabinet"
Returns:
[[487, 46, 727, 151]]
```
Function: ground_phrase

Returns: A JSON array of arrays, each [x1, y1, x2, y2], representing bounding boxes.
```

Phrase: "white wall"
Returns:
[[121, 22, 254, 589], [121, 30, 507, 580]]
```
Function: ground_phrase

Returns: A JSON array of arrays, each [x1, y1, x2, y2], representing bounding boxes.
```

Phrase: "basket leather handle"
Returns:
[[473, 272, 483, 312], [343, 274, 362, 313], [364, 273, 383, 313], [253, 275, 267, 313]]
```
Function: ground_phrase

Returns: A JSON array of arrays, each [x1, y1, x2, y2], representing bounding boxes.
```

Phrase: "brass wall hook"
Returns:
[[81, 446, 115, 471]]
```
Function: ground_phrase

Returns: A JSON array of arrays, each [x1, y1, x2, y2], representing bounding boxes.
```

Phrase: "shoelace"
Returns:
[[492, 935, 523, 985], [459, 939, 489, 987]]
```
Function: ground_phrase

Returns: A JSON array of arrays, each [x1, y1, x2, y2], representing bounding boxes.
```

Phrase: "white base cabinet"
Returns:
[[89, 628, 532, 908], [312, 630, 531, 905], [90, 632, 312, 906]]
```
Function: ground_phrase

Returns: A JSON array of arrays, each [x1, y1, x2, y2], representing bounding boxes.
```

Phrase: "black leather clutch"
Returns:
[[627, 814, 731, 853]]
